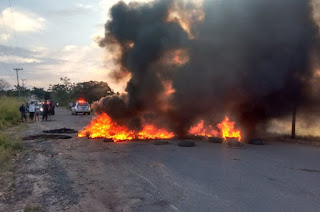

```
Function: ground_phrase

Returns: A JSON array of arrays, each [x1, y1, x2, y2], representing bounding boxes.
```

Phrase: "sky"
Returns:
[[0, 0, 149, 92]]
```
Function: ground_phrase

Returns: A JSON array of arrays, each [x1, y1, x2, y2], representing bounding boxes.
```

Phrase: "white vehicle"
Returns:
[[71, 100, 91, 115]]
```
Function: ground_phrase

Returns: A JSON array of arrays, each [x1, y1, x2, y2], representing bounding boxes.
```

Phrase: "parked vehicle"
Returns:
[[71, 100, 91, 115]]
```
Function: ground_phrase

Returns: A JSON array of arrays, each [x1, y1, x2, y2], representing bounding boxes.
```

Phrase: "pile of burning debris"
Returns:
[[78, 114, 257, 148]]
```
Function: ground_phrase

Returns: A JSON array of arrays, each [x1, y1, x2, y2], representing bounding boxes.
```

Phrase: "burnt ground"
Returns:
[[1, 108, 320, 211]]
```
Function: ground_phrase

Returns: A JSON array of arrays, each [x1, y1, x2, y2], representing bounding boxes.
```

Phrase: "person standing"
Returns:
[[42, 101, 49, 121], [35, 102, 40, 121], [19, 103, 27, 122], [69, 102, 73, 109], [51, 101, 55, 115], [29, 101, 36, 121]]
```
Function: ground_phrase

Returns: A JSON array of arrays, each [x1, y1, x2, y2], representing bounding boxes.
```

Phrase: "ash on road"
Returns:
[[1, 108, 320, 212]]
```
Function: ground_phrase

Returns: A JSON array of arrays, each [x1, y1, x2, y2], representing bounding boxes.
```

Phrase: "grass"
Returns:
[[24, 204, 43, 212], [0, 133, 22, 172], [0, 96, 23, 129]]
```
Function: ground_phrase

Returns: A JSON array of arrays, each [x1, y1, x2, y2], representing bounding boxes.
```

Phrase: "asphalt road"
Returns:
[[2, 108, 320, 212]]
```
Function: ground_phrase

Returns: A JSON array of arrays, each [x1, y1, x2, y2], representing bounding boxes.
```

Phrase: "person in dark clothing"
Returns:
[[51, 101, 55, 115], [19, 103, 27, 122], [42, 101, 49, 121]]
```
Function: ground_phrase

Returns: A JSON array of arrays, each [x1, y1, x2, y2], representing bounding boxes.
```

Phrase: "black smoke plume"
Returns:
[[96, 0, 320, 138]]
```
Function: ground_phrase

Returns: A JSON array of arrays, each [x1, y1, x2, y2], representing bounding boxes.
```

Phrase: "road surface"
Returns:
[[1, 108, 320, 212]]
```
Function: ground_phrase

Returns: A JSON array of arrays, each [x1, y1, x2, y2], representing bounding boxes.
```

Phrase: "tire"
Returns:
[[208, 137, 223, 143], [88, 112, 90, 115], [248, 139, 264, 145], [178, 140, 195, 147], [75, 112, 78, 115]]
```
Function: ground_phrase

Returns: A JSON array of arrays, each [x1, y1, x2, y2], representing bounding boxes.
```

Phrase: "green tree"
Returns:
[[72, 81, 114, 103], [30, 87, 47, 99], [49, 77, 74, 105]]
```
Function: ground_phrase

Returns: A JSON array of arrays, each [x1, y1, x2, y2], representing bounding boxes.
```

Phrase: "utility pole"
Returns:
[[14, 68, 23, 98], [291, 106, 296, 139], [21, 79, 27, 87]]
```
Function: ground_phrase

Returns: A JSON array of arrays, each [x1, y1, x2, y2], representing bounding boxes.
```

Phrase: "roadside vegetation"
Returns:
[[0, 133, 22, 172], [0, 96, 22, 130], [1, 77, 115, 107]]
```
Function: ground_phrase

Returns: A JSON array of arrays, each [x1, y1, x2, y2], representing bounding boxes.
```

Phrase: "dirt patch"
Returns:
[[43, 128, 78, 134], [23, 134, 72, 140]]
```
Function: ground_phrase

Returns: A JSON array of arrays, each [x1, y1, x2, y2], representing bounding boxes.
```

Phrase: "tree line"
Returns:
[[0, 77, 115, 106]]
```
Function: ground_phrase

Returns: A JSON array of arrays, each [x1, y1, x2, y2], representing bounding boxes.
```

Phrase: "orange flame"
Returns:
[[217, 116, 241, 141], [138, 125, 174, 140], [188, 120, 219, 137], [78, 113, 174, 142]]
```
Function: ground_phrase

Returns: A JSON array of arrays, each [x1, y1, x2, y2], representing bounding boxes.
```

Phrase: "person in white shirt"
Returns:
[[28, 101, 36, 121]]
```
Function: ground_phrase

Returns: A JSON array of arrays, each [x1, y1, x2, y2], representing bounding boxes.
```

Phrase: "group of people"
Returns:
[[19, 100, 56, 122]]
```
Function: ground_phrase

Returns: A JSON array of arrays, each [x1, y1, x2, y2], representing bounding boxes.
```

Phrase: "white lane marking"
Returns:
[[131, 170, 158, 190], [170, 204, 179, 211]]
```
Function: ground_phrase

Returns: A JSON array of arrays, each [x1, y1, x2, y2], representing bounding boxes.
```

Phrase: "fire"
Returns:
[[138, 125, 174, 140], [79, 113, 241, 143], [78, 113, 174, 142], [188, 116, 242, 141], [217, 117, 241, 141], [78, 113, 135, 142], [189, 120, 219, 137]]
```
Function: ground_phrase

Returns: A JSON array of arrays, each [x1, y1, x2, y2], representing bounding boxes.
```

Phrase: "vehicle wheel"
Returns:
[[75, 112, 78, 115], [178, 140, 195, 147], [88, 112, 90, 115]]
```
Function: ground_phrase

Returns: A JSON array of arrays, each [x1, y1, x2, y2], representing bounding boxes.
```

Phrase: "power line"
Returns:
[[0, 4, 19, 86], [7, 0, 17, 47], [0, 11, 13, 49]]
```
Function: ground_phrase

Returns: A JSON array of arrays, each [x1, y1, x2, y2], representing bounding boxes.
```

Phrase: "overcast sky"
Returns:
[[0, 0, 149, 92]]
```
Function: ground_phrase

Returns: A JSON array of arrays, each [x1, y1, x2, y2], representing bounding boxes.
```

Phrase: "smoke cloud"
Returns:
[[96, 0, 320, 138]]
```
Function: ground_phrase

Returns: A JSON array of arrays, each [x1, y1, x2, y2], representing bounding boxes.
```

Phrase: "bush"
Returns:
[[0, 96, 22, 129]]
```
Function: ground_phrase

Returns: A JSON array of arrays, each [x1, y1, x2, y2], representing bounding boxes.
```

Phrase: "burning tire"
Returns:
[[208, 137, 223, 143], [178, 140, 195, 147]]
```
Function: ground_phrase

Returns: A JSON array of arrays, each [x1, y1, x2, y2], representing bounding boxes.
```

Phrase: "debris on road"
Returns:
[[103, 138, 113, 143], [154, 141, 170, 145], [224, 138, 246, 149], [249, 138, 265, 145], [178, 140, 195, 147], [208, 137, 223, 143], [43, 128, 78, 134], [23, 134, 72, 140]]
